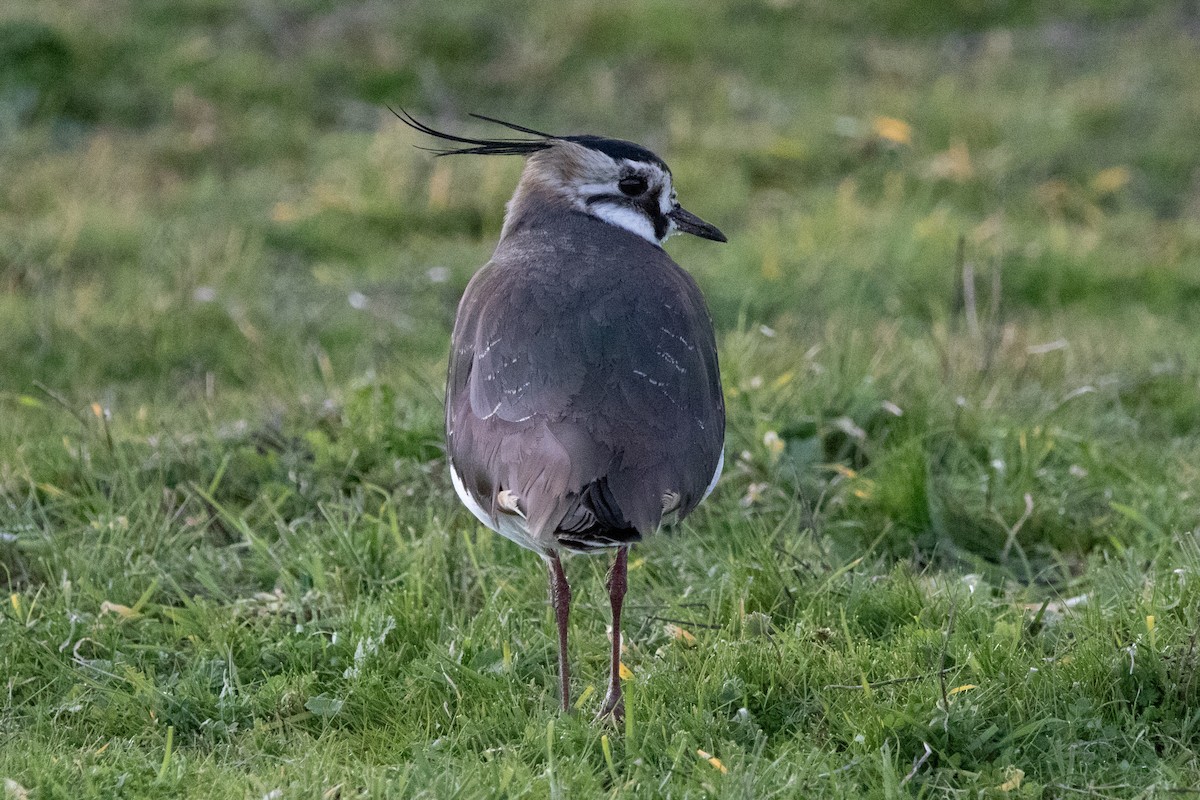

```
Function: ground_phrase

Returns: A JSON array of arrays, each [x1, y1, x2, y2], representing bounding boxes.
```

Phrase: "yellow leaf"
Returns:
[[664, 624, 697, 646], [872, 116, 912, 145], [1091, 166, 1131, 195], [996, 766, 1024, 791], [90, 402, 104, 419], [100, 601, 140, 619], [696, 749, 728, 774], [628, 557, 646, 571], [9, 594, 19, 614], [618, 662, 633, 680], [947, 684, 978, 697], [770, 371, 794, 390]]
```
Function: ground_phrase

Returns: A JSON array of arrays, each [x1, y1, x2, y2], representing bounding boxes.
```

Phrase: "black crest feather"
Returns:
[[392, 108, 668, 170], [390, 107, 553, 157], [467, 113, 556, 138]]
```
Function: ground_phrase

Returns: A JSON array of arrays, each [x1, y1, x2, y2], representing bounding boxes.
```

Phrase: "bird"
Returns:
[[398, 110, 726, 721]]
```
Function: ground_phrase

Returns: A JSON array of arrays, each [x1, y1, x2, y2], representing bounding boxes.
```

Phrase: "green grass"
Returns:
[[4, 0, 1200, 796]]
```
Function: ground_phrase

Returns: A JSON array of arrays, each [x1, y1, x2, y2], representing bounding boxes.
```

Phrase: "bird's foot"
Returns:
[[594, 690, 624, 725]]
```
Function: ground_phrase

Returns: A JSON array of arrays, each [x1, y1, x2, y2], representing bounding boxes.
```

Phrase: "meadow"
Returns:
[[3, 0, 1200, 796]]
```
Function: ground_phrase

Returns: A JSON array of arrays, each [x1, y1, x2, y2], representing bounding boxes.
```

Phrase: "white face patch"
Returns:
[[589, 201, 659, 243]]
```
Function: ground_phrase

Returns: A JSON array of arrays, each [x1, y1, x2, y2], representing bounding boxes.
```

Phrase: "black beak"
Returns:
[[668, 206, 727, 243]]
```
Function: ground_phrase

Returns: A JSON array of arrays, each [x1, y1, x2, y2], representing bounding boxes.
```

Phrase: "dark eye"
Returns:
[[618, 175, 648, 196]]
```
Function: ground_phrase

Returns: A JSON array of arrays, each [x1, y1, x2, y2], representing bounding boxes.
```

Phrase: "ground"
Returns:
[[2, 1, 1200, 797]]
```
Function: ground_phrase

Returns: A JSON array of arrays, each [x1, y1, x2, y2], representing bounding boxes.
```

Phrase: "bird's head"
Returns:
[[396, 110, 726, 246]]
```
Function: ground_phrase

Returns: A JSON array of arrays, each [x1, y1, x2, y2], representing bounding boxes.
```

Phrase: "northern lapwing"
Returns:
[[399, 111, 726, 721]]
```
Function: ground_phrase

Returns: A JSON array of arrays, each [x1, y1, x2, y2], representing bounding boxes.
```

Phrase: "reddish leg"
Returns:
[[546, 552, 572, 712], [597, 546, 628, 721]]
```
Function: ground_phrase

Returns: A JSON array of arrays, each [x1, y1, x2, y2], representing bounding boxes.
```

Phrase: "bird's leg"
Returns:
[[546, 551, 572, 712], [597, 546, 629, 722]]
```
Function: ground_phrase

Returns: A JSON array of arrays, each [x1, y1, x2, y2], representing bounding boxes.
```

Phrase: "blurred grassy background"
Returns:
[[3, 0, 1200, 796]]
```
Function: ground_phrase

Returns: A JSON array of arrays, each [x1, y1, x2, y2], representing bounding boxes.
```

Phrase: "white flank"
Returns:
[[702, 450, 725, 502], [449, 462, 538, 551]]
